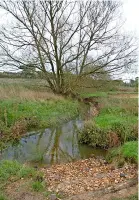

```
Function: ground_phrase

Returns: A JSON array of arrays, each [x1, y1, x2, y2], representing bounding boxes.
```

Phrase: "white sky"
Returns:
[[123, 0, 139, 35], [0, 0, 139, 80], [122, 0, 139, 80]]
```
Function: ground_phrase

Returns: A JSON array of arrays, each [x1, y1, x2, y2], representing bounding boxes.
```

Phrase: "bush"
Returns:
[[111, 122, 138, 144], [78, 120, 109, 148]]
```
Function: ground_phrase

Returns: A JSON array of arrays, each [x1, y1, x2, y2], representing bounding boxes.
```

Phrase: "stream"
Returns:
[[1, 117, 107, 165]]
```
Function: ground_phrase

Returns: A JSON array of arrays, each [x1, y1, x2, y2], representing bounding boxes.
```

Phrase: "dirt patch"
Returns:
[[5, 179, 45, 200], [41, 158, 137, 197], [66, 183, 138, 200]]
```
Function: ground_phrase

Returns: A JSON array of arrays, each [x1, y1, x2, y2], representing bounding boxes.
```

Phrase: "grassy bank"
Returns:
[[0, 99, 79, 128], [0, 99, 79, 148], [0, 80, 79, 148], [78, 97, 138, 152], [107, 141, 138, 166]]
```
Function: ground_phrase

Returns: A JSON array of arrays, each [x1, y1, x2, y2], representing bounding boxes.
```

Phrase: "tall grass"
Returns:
[[0, 84, 64, 101]]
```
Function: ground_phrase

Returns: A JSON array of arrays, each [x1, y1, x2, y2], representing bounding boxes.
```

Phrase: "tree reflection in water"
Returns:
[[1, 118, 106, 164]]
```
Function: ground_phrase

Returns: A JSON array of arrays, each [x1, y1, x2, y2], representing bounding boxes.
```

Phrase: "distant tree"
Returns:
[[19, 63, 36, 78], [130, 77, 138, 88]]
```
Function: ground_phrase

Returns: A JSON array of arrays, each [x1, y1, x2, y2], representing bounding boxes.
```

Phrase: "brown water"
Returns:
[[1, 117, 107, 165]]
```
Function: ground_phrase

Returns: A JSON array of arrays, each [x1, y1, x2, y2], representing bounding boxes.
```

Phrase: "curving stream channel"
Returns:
[[1, 117, 107, 165]]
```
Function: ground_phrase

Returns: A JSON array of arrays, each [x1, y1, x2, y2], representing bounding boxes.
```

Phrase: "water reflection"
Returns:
[[1, 118, 106, 164]]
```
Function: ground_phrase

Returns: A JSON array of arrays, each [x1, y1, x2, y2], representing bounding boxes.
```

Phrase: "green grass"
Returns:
[[0, 160, 46, 198], [94, 112, 137, 129], [32, 181, 45, 192], [78, 98, 138, 149], [0, 99, 79, 128], [94, 98, 137, 131], [80, 91, 138, 98], [107, 141, 138, 164], [81, 92, 108, 98], [0, 193, 8, 200], [0, 160, 36, 183]]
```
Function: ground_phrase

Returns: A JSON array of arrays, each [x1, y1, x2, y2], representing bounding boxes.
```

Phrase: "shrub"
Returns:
[[78, 120, 109, 148], [111, 122, 138, 143]]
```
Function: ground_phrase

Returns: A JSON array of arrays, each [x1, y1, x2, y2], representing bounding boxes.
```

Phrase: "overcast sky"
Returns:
[[121, 0, 139, 80], [123, 0, 139, 35], [0, 0, 138, 80]]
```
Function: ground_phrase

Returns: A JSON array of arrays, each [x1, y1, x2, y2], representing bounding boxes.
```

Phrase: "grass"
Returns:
[[0, 160, 36, 183], [107, 141, 138, 164], [32, 181, 45, 192], [112, 194, 138, 200], [0, 99, 79, 128], [81, 92, 108, 98], [0, 79, 79, 153], [0, 160, 46, 198], [94, 98, 138, 139], [80, 91, 138, 98], [0, 194, 8, 200], [78, 97, 138, 149]]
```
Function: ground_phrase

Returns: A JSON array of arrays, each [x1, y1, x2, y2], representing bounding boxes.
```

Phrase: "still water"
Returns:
[[1, 118, 107, 165]]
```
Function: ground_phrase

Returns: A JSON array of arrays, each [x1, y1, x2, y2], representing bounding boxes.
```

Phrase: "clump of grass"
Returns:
[[0, 160, 37, 183], [32, 181, 45, 192], [0, 160, 21, 181], [79, 97, 137, 150], [0, 193, 8, 200], [106, 141, 138, 164], [17, 166, 36, 178]]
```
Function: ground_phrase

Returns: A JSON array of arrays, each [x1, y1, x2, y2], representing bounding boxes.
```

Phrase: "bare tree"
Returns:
[[0, 0, 137, 94]]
